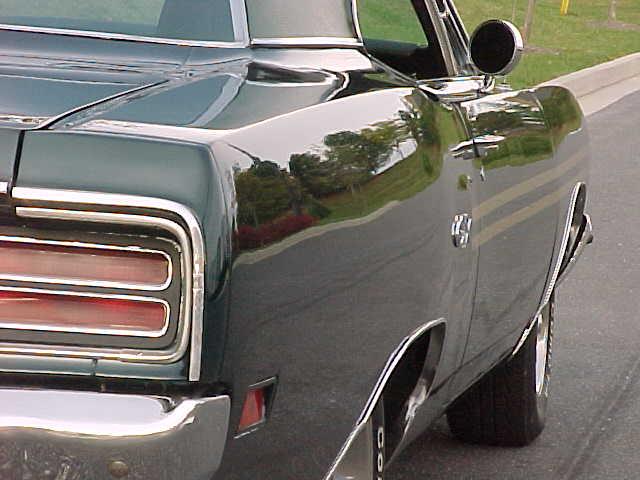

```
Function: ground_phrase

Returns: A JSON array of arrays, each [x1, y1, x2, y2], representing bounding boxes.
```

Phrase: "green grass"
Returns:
[[361, 0, 640, 88]]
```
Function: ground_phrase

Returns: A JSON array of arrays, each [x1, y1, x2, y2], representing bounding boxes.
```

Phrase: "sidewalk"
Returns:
[[542, 52, 640, 116]]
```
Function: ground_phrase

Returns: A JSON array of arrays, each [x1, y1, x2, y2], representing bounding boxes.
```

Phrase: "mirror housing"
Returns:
[[469, 20, 523, 76]]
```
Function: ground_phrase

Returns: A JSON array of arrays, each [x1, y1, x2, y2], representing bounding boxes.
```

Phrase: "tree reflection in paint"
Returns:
[[235, 93, 443, 251]]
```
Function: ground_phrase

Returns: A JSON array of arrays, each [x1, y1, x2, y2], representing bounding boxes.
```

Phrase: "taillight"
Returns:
[[0, 240, 170, 290], [0, 289, 168, 337]]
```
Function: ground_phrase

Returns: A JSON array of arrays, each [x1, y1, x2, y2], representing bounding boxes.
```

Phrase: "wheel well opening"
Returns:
[[382, 323, 445, 457]]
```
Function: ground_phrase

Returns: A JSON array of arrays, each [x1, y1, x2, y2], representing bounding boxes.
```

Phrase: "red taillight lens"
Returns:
[[0, 240, 170, 290], [238, 387, 266, 432], [0, 290, 168, 337]]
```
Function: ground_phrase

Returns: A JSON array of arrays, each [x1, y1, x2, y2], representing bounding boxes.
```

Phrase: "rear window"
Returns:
[[246, 0, 356, 39], [0, 0, 236, 42]]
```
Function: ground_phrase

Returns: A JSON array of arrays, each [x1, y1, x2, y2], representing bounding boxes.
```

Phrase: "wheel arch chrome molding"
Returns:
[[324, 317, 446, 480], [512, 182, 589, 357], [10, 187, 205, 382]]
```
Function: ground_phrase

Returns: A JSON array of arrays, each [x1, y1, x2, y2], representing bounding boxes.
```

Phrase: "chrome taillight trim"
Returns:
[[0, 286, 170, 338], [0, 235, 173, 291], [11, 187, 205, 381]]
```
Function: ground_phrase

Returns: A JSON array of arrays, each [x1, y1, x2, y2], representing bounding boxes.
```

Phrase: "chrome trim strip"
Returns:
[[325, 318, 446, 480], [37, 82, 167, 131], [446, 0, 470, 43], [557, 213, 593, 284], [0, 23, 246, 48], [539, 182, 584, 313], [351, 0, 364, 43], [231, 0, 250, 45], [251, 37, 363, 48], [512, 182, 584, 357], [0, 235, 173, 291], [11, 188, 205, 381], [0, 286, 170, 338], [423, 0, 459, 76]]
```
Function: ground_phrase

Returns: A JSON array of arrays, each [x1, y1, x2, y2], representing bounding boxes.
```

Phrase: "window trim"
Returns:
[[445, 0, 470, 43], [354, 0, 457, 78], [418, 0, 459, 76], [438, 0, 476, 74], [248, 0, 362, 47], [0, 0, 250, 48]]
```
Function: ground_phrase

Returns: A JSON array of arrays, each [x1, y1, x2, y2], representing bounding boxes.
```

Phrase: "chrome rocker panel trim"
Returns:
[[512, 182, 591, 357], [0, 388, 230, 479], [11, 187, 205, 382]]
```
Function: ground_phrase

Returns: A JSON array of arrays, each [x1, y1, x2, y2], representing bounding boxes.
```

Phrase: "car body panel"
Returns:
[[0, 2, 591, 478], [209, 78, 478, 477], [460, 89, 557, 370]]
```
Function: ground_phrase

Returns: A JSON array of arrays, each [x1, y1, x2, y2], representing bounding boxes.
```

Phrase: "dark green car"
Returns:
[[0, 1, 592, 479]]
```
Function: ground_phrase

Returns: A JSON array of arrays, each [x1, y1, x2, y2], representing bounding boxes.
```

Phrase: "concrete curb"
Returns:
[[542, 51, 640, 98], [541, 52, 640, 116]]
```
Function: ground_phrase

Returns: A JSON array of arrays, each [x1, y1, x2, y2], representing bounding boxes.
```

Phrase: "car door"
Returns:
[[433, 1, 557, 376], [357, 0, 479, 393]]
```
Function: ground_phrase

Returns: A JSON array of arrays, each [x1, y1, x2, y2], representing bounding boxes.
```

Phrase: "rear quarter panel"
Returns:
[[210, 83, 475, 478]]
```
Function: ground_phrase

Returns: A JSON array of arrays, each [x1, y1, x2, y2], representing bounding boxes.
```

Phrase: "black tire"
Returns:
[[446, 296, 554, 446]]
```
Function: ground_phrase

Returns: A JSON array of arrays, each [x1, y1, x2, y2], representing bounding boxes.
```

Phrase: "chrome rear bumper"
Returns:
[[0, 388, 230, 479]]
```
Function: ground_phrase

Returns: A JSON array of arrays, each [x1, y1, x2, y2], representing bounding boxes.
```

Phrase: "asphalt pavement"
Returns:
[[385, 90, 640, 480]]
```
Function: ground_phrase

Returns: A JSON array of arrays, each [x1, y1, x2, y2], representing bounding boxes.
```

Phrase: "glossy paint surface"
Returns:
[[212, 73, 479, 478], [0, 13, 589, 480], [460, 89, 556, 375]]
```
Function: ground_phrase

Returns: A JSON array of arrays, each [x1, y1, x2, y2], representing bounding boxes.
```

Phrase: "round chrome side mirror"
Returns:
[[469, 20, 523, 76]]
